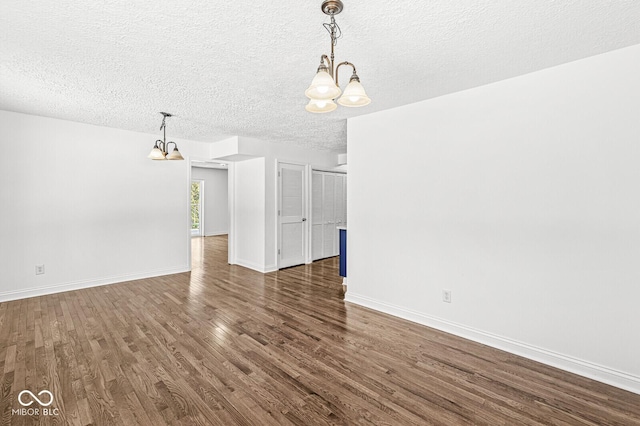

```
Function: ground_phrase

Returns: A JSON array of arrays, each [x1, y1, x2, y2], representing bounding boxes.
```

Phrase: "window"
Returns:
[[191, 180, 203, 236]]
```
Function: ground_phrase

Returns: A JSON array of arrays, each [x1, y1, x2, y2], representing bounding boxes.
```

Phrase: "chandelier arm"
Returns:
[[334, 61, 356, 87], [166, 141, 177, 152], [320, 54, 331, 68]]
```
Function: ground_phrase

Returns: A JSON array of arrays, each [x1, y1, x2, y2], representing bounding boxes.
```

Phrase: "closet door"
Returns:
[[311, 171, 347, 261], [322, 173, 336, 259], [334, 174, 345, 256], [311, 171, 324, 260]]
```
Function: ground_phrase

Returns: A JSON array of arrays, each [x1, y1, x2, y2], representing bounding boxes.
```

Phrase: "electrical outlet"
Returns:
[[35, 265, 45, 275], [442, 289, 452, 303]]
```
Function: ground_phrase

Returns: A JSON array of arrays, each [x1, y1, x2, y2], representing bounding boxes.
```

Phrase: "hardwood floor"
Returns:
[[1, 235, 639, 425]]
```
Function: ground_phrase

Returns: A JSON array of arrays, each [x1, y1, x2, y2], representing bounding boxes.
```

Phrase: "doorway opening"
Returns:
[[190, 163, 230, 271]]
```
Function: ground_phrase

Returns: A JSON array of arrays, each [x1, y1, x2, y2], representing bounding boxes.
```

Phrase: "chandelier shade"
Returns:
[[337, 77, 371, 107], [148, 144, 166, 160], [305, 98, 338, 113], [166, 146, 184, 160], [305, 69, 341, 100]]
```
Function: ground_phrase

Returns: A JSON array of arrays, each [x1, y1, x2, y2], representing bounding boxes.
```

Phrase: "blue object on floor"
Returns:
[[339, 228, 347, 277]]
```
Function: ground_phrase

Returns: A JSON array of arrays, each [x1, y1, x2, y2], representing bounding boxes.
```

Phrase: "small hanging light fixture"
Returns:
[[305, 0, 371, 113], [148, 112, 184, 160]]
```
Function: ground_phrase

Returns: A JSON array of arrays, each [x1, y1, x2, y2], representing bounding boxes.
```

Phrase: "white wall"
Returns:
[[0, 110, 204, 302], [346, 44, 640, 394], [191, 167, 228, 236], [231, 158, 266, 271]]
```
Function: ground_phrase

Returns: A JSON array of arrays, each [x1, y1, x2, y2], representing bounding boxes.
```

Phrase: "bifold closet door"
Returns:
[[311, 171, 347, 261], [322, 173, 336, 259], [311, 171, 324, 260], [334, 174, 345, 255]]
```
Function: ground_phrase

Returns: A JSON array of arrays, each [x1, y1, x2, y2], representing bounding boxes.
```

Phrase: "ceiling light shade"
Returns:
[[148, 143, 167, 160], [305, 98, 338, 113], [305, 69, 341, 100], [149, 112, 184, 161], [337, 77, 371, 107], [166, 146, 184, 160]]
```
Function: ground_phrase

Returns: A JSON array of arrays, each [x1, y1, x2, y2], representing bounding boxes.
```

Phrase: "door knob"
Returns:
[[302, 218, 307, 222]]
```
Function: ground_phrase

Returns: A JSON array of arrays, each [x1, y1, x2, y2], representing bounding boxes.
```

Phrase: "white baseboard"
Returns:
[[345, 292, 640, 395], [233, 257, 278, 273], [0, 266, 190, 303], [204, 231, 228, 237], [234, 258, 273, 273]]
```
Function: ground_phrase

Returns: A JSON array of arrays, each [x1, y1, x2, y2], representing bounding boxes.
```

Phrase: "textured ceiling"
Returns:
[[2, 1, 640, 151]]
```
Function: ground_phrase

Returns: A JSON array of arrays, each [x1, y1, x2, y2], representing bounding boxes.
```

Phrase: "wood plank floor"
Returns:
[[1, 235, 639, 425]]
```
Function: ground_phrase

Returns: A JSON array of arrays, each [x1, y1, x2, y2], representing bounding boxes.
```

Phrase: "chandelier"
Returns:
[[305, 0, 371, 113], [148, 112, 184, 160]]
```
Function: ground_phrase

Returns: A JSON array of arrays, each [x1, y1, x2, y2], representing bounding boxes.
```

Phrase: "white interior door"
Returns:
[[279, 163, 306, 268]]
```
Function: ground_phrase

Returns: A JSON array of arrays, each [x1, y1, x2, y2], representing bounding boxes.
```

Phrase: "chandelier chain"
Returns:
[[323, 15, 342, 47]]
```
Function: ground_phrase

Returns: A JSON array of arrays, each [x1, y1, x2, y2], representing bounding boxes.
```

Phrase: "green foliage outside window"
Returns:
[[191, 182, 200, 230]]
